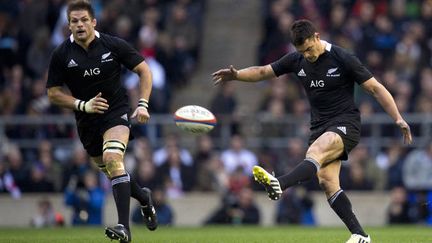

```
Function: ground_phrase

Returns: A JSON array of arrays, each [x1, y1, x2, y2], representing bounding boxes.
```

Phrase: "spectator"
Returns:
[[402, 141, 432, 191], [5, 144, 29, 190], [22, 164, 55, 192], [195, 153, 229, 193], [32, 140, 62, 192], [125, 137, 153, 171], [25, 26, 54, 79], [210, 82, 240, 136], [157, 145, 195, 196], [0, 160, 21, 199], [30, 198, 64, 228], [387, 187, 415, 224], [375, 141, 406, 190], [153, 134, 193, 167], [350, 144, 384, 190], [61, 144, 92, 190], [343, 160, 374, 191], [204, 187, 260, 225], [133, 157, 161, 191], [193, 134, 216, 171], [164, 3, 198, 87], [64, 171, 105, 225], [276, 187, 315, 225], [220, 134, 258, 176]]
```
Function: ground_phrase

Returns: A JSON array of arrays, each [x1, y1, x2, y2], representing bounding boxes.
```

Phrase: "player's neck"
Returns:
[[75, 33, 95, 51], [319, 40, 326, 56]]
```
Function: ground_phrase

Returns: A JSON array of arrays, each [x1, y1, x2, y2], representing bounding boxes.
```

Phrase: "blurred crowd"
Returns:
[[0, 0, 205, 119], [1, 0, 432, 226], [259, 0, 432, 118]]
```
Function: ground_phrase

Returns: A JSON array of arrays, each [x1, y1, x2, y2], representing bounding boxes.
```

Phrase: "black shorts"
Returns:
[[308, 119, 360, 161], [77, 113, 131, 157]]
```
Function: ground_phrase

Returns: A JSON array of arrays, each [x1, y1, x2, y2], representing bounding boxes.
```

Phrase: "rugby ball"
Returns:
[[174, 105, 217, 134]]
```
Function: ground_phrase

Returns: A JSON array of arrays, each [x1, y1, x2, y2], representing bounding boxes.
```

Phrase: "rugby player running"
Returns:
[[46, 1, 157, 242]]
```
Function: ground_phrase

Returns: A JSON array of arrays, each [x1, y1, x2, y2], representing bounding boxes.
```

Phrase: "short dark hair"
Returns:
[[290, 19, 317, 46], [67, 0, 95, 22]]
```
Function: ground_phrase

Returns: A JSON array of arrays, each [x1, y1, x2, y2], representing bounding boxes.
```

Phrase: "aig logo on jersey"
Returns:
[[84, 68, 100, 77], [310, 80, 324, 88]]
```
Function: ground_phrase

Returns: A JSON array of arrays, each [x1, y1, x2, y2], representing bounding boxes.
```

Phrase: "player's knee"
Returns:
[[305, 146, 323, 164], [104, 157, 126, 177], [102, 139, 127, 177]]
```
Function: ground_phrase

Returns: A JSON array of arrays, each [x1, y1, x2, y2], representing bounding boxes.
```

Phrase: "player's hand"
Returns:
[[396, 119, 412, 144], [131, 107, 150, 124], [212, 65, 238, 85], [85, 92, 109, 113]]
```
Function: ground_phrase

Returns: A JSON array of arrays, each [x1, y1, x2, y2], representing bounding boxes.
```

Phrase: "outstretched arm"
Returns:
[[212, 64, 276, 85], [360, 77, 413, 144]]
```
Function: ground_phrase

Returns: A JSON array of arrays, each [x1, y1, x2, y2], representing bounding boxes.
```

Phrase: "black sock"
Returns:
[[129, 174, 150, 206], [329, 189, 367, 237], [277, 158, 320, 190], [111, 174, 131, 230]]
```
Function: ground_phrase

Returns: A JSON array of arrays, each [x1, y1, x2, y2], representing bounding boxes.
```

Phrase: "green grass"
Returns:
[[0, 225, 430, 243]]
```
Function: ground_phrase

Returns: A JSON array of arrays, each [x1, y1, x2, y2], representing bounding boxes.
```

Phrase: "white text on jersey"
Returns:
[[310, 80, 324, 88], [84, 68, 100, 77]]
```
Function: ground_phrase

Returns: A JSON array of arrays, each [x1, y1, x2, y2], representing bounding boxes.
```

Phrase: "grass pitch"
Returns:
[[0, 225, 430, 243]]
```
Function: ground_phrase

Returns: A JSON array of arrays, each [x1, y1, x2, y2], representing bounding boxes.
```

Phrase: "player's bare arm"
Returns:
[[212, 64, 276, 85], [361, 77, 413, 144], [47, 86, 109, 114], [130, 61, 152, 123]]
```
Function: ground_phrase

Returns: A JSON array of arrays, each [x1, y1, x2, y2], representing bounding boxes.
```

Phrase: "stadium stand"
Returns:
[[0, 0, 431, 226]]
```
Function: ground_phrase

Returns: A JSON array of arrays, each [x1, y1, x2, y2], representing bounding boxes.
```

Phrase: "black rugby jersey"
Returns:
[[271, 41, 372, 129], [47, 31, 144, 126]]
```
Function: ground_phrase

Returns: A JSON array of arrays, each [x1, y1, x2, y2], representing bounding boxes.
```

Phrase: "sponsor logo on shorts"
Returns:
[[121, 114, 128, 121], [337, 126, 347, 134]]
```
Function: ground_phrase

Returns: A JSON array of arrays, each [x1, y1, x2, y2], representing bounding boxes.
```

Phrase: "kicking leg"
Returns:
[[253, 132, 343, 200]]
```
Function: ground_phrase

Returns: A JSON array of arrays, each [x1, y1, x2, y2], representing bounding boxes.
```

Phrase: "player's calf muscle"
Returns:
[[318, 176, 340, 195]]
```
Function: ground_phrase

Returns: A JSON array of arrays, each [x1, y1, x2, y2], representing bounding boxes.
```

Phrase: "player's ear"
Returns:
[[314, 32, 320, 40], [92, 18, 97, 28]]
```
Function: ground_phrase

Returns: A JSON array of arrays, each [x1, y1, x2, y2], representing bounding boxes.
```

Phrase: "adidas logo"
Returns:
[[337, 126, 346, 135], [327, 67, 340, 77], [121, 114, 128, 121], [67, 59, 78, 68], [298, 69, 306, 77]]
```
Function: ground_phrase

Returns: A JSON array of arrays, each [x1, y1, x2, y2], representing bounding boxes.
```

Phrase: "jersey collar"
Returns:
[[69, 30, 100, 43], [321, 40, 332, 52]]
